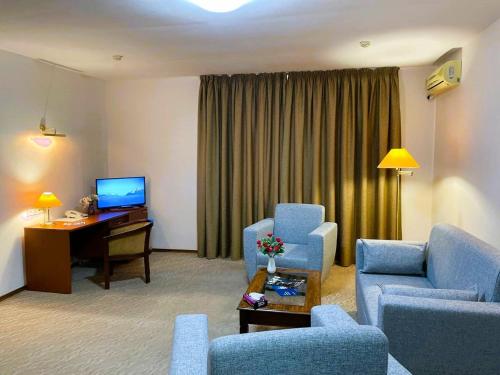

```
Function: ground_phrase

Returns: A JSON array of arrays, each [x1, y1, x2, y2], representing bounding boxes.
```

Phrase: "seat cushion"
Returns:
[[381, 285, 479, 302], [274, 203, 324, 245], [427, 224, 500, 302], [257, 243, 309, 269], [356, 272, 433, 326]]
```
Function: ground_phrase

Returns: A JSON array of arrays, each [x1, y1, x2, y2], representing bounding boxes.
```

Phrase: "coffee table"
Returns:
[[237, 268, 321, 333]]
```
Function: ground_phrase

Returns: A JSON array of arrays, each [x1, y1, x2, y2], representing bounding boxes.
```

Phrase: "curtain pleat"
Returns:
[[197, 68, 401, 265]]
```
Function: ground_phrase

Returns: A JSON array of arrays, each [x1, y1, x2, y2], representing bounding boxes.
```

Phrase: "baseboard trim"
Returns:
[[0, 285, 26, 302], [152, 248, 196, 253]]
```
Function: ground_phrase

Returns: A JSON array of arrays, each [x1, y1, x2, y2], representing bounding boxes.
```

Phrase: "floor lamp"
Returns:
[[378, 148, 420, 239]]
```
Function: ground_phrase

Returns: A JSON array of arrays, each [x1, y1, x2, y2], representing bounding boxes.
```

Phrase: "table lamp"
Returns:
[[35, 192, 62, 224], [378, 148, 420, 238]]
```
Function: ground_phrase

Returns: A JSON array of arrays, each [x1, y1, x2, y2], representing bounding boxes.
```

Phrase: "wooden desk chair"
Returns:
[[103, 220, 153, 289]]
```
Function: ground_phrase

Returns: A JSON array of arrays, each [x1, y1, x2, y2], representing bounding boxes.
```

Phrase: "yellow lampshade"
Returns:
[[378, 148, 420, 169], [35, 192, 62, 208]]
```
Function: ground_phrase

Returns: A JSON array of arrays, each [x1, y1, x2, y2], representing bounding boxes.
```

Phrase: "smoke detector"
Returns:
[[360, 41, 371, 48]]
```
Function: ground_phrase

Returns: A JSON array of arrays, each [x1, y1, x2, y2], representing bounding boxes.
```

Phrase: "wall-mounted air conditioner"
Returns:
[[426, 60, 461, 99]]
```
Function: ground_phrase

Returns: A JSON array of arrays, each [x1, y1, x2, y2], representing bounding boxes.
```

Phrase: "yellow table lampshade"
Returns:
[[35, 192, 62, 208], [35, 192, 62, 224], [378, 148, 420, 169]]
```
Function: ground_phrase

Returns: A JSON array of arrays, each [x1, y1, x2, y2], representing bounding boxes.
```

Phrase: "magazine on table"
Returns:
[[265, 272, 307, 296]]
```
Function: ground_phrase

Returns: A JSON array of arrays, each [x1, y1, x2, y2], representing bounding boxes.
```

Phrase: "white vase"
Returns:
[[267, 256, 276, 274]]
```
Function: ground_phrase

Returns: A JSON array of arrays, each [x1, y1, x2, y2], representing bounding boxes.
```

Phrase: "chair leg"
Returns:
[[144, 252, 150, 284], [104, 258, 110, 290]]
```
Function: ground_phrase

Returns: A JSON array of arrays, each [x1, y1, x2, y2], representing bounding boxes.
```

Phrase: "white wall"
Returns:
[[399, 67, 436, 241], [0, 50, 107, 296], [432, 18, 500, 248], [105, 77, 199, 250]]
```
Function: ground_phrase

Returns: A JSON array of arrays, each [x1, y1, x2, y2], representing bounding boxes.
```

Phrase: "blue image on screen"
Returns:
[[97, 177, 145, 209]]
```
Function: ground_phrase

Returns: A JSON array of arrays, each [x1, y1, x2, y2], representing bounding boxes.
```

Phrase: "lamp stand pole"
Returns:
[[396, 168, 401, 240], [395, 169, 414, 240], [43, 208, 53, 225]]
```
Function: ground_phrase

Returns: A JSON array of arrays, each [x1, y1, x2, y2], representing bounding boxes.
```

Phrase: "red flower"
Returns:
[[276, 237, 281, 242], [257, 240, 261, 246], [274, 245, 280, 251], [267, 232, 273, 237]]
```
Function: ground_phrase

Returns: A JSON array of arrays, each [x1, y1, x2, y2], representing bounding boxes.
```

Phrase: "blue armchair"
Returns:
[[243, 203, 337, 281], [169, 305, 411, 375], [356, 224, 500, 375]]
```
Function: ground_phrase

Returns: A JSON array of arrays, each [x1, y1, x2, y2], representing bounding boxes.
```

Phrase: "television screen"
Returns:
[[96, 176, 146, 209]]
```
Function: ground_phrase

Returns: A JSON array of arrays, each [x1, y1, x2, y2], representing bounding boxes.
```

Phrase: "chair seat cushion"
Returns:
[[257, 243, 308, 269], [356, 272, 433, 326]]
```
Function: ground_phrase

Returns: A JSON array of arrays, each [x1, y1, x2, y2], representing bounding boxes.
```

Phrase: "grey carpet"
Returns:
[[0, 252, 356, 374]]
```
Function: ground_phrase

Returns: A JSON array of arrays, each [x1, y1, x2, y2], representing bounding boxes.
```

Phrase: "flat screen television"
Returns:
[[96, 176, 146, 209]]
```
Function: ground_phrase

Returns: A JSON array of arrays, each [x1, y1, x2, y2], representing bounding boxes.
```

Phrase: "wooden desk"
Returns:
[[24, 209, 147, 294]]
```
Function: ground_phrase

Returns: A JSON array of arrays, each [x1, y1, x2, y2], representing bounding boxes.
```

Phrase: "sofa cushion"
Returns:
[[257, 243, 308, 269], [381, 285, 479, 302], [356, 272, 433, 326], [427, 224, 500, 302], [274, 204, 324, 245], [360, 240, 426, 275]]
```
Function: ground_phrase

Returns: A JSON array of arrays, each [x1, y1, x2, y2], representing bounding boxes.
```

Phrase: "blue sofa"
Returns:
[[243, 203, 337, 282], [356, 224, 500, 375], [170, 305, 411, 375]]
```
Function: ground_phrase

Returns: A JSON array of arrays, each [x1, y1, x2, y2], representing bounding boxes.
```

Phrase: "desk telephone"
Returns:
[[65, 210, 88, 219]]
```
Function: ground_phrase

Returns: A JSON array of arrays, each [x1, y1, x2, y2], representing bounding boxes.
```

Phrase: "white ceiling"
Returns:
[[0, 0, 499, 80]]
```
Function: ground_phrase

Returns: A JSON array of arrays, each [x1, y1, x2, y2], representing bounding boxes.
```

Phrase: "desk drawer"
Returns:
[[128, 208, 148, 223], [109, 215, 129, 228]]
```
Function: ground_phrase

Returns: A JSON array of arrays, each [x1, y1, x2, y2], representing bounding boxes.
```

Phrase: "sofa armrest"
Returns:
[[210, 326, 389, 375], [311, 304, 358, 327], [169, 314, 209, 375], [308, 222, 337, 278], [243, 218, 274, 280], [378, 294, 500, 374], [356, 239, 427, 274]]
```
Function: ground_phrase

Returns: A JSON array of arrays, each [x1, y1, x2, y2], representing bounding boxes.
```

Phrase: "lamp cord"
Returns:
[[41, 66, 55, 124]]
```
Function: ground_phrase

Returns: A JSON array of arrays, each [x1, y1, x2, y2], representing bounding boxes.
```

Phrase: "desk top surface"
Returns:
[[25, 211, 128, 232]]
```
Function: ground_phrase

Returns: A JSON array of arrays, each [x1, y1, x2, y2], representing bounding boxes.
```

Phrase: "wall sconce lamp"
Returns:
[[378, 148, 420, 238], [37, 61, 67, 138], [39, 117, 66, 137]]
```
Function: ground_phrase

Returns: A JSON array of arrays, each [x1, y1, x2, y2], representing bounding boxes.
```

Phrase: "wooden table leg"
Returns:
[[239, 311, 249, 333]]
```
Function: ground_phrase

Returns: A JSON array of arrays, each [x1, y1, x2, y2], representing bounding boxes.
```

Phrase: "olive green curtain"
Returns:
[[197, 68, 401, 266]]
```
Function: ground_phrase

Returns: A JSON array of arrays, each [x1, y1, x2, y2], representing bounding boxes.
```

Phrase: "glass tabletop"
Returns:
[[261, 270, 308, 306]]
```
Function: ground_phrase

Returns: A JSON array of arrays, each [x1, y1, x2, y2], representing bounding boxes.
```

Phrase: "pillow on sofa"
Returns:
[[380, 284, 479, 302], [360, 240, 426, 275]]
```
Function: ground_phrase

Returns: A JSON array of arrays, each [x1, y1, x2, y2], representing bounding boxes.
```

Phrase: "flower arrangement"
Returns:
[[80, 194, 98, 214], [257, 233, 285, 258]]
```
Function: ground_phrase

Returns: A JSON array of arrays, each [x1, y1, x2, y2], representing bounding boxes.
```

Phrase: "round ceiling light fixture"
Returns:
[[360, 41, 371, 48], [187, 0, 252, 13]]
